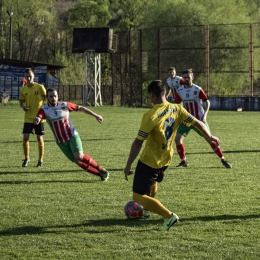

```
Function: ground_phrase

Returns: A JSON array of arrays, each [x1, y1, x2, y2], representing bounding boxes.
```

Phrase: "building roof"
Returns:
[[0, 58, 66, 70]]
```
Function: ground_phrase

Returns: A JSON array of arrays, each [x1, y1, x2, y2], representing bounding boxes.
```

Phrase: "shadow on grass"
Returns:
[[0, 214, 259, 236], [0, 168, 124, 175], [0, 218, 159, 236]]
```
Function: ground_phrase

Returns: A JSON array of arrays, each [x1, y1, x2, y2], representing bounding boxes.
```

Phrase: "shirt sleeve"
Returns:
[[37, 108, 45, 119], [67, 102, 78, 112], [174, 91, 182, 103], [136, 113, 153, 141], [199, 88, 208, 101]]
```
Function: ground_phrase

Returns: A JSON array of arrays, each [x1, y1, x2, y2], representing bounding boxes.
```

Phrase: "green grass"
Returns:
[[0, 105, 259, 260]]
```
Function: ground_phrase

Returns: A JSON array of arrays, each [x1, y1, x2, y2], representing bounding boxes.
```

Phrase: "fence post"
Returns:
[[249, 23, 254, 97], [205, 25, 210, 96], [158, 27, 161, 80]]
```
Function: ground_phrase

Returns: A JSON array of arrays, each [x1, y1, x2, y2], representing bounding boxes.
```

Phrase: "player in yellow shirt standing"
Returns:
[[19, 68, 46, 167], [124, 80, 220, 231]]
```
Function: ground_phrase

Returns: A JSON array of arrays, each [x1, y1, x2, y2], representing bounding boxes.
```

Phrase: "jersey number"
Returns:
[[162, 117, 175, 150]]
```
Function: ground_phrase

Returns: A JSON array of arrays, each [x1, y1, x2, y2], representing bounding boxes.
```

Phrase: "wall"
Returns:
[[209, 97, 260, 111]]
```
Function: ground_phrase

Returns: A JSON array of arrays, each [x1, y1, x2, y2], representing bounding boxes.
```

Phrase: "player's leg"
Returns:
[[202, 122, 232, 168], [175, 123, 190, 167], [35, 123, 45, 167], [70, 135, 109, 180], [22, 123, 33, 167], [133, 161, 179, 230]]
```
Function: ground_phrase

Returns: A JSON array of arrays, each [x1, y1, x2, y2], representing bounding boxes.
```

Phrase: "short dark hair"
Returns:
[[148, 80, 166, 96], [182, 68, 193, 75], [47, 88, 58, 96], [168, 67, 176, 71], [24, 68, 34, 74]]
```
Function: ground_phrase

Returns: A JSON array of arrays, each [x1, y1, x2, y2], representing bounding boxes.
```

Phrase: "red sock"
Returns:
[[210, 142, 224, 158], [176, 144, 186, 161], [82, 154, 102, 170], [78, 162, 100, 175]]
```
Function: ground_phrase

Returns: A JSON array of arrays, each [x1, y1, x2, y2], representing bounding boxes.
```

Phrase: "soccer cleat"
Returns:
[[160, 213, 179, 231], [22, 158, 30, 167], [36, 161, 43, 167], [176, 161, 188, 167], [99, 168, 109, 181], [221, 159, 232, 168], [142, 209, 152, 218]]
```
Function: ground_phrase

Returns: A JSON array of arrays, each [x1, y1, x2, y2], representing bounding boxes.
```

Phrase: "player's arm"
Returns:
[[124, 138, 144, 181], [166, 83, 171, 99], [34, 108, 45, 125], [201, 99, 210, 122], [77, 105, 103, 123], [19, 99, 29, 111], [193, 120, 219, 144], [199, 88, 210, 122]]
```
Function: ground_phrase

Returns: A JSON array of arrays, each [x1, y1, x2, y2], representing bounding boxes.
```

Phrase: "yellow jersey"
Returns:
[[137, 102, 197, 169], [19, 83, 46, 123]]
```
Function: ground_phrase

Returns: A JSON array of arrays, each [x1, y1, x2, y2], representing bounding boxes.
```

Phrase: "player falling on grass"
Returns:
[[124, 80, 220, 231], [33, 88, 109, 181], [19, 68, 46, 167], [174, 68, 232, 168], [166, 67, 184, 103]]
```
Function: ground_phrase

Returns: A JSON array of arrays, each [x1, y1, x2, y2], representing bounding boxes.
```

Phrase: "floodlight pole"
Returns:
[[84, 50, 102, 106]]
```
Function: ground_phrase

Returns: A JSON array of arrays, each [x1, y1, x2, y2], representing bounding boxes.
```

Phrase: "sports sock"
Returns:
[[23, 140, 29, 159], [210, 142, 224, 158], [133, 192, 172, 219], [176, 144, 186, 161], [77, 161, 100, 175], [82, 154, 101, 170], [38, 140, 44, 162]]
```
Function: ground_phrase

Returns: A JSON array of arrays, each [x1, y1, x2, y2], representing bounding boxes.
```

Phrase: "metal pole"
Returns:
[[205, 25, 210, 96], [10, 15, 12, 59], [6, 11, 13, 59], [249, 23, 254, 97]]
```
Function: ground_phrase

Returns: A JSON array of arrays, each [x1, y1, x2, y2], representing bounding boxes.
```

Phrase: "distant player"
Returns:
[[33, 88, 109, 181], [19, 68, 46, 167], [166, 67, 184, 103], [174, 69, 232, 168]]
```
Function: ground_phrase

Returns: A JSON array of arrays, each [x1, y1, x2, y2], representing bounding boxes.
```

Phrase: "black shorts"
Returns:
[[133, 160, 167, 196], [22, 123, 45, 136]]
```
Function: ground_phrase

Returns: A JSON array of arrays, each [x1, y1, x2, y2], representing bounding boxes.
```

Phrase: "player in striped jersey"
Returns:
[[174, 69, 232, 168], [34, 88, 109, 181], [166, 67, 184, 103], [124, 80, 221, 230]]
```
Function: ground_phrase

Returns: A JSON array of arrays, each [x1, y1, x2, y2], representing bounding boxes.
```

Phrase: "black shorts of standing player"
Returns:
[[133, 160, 167, 196], [22, 123, 45, 135]]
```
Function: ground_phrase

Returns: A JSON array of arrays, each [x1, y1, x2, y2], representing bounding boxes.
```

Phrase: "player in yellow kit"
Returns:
[[19, 68, 46, 167], [124, 80, 220, 231]]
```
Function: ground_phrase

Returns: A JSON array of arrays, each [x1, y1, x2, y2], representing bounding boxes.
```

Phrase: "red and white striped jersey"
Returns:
[[37, 102, 79, 143], [175, 84, 208, 120], [166, 76, 184, 99]]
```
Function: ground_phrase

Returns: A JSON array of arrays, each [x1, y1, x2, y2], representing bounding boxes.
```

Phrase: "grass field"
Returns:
[[0, 104, 259, 260]]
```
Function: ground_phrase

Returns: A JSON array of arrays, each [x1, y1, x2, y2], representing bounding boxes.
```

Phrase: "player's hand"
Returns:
[[23, 106, 29, 111], [33, 117, 41, 125], [96, 115, 103, 123], [124, 166, 134, 181]]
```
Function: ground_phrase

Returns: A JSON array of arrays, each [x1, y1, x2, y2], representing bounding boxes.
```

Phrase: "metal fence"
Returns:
[[60, 23, 260, 107]]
